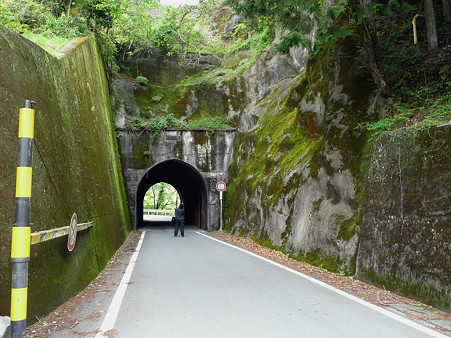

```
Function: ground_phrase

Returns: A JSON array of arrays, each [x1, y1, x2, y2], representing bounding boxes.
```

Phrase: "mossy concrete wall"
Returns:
[[0, 27, 130, 321], [357, 125, 450, 310]]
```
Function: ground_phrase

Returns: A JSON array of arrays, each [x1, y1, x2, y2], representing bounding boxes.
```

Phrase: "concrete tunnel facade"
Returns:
[[118, 130, 236, 231], [136, 159, 208, 229]]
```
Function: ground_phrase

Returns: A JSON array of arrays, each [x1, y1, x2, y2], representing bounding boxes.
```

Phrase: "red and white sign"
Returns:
[[67, 213, 77, 252], [216, 181, 226, 192]]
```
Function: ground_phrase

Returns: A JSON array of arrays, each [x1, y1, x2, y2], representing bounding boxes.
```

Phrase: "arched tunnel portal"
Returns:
[[136, 159, 208, 229]]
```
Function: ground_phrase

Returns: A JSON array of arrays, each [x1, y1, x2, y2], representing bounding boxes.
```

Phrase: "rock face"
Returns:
[[113, 73, 142, 127], [122, 38, 372, 274], [0, 27, 129, 320], [214, 40, 374, 273], [134, 49, 222, 86], [357, 125, 451, 309]]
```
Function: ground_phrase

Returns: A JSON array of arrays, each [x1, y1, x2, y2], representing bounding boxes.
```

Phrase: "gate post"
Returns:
[[10, 100, 35, 338]]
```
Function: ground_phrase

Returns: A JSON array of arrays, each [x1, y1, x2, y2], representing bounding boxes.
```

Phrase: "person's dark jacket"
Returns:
[[175, 207, 185, 221]]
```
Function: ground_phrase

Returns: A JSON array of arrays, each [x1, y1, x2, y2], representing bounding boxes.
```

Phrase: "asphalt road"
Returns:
[[100, 226, 440, 338]]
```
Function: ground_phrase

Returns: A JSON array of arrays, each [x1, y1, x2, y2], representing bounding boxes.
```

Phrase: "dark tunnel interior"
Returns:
[[136, 159, 208, 229]]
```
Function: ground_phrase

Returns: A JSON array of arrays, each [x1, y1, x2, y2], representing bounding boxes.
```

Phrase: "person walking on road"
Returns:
[[174, 203, 185, 237]]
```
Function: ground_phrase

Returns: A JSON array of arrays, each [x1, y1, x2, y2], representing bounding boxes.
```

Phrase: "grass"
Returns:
[[22, 32, 76, 56], [358, 91, 451, 140]]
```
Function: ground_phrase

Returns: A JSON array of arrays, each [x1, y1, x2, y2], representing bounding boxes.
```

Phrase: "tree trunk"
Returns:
[[424, 0, 439, 52], [67, 0, 73, 17], [360, 0, 387, 91], [443, 0, 451, 21]]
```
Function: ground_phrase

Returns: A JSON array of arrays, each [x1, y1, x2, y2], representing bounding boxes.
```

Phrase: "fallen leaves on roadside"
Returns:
[[25, 231, 142, 338]]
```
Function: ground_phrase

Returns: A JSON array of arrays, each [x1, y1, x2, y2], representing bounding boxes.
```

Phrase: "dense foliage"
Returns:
[[225, 0, 450, 129], [225, 0, 351, 55], [0, 0, 225, 70], [1, 0, 449, 128], [370, 0, 450, 127]]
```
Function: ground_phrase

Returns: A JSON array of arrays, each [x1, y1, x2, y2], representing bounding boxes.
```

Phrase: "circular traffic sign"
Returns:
[[216, 181, 226, 192], [67, 213, 77, 252]]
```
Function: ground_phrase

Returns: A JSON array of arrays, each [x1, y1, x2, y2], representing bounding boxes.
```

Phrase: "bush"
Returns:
[[2, 0, 52, 29], [135, 76, 149, 85], [149, 114, 187, 141], [127, 117, 147, 128], [187, 116, 232, 129], [151, 95, 162, 103], [40, 14, 87, 38], [0, 4, 24, 31], [96, 32, 120, 73]]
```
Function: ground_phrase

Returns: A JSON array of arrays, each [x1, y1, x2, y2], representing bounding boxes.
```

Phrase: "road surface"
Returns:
[[94, 226, 442, 338]]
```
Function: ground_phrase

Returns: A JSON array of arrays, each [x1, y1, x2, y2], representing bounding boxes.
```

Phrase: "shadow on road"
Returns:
[[141, 220, 173, 228], [140, 221, 198, 231]]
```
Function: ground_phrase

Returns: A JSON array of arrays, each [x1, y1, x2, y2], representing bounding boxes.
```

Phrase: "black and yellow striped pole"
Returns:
[[10, 100, 35, 338]]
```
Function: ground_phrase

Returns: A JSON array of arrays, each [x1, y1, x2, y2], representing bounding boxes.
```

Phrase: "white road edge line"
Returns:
[[195, 231, 448, 338], [95, 231, 146, 337]]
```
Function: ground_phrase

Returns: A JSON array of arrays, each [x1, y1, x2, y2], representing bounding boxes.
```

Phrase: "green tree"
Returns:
[[144, 183, 179, 210], [36, 0, 73, 16], [149, 5, 210, 56], [225, 0, 352, 55], [1, 0, 52, 29], [112, 0, 158, 60], [358, 0, 387, 91], [79, 0, 124, 31]]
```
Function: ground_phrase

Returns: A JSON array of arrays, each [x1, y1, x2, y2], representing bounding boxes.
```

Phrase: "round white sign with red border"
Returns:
[[216, 181, 226, 192], [67, 213, 77, 252]]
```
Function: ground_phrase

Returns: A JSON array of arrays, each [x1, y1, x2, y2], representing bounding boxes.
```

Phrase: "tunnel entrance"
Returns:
[[143, 183, 179, 224], [136, 159, 208, 229]]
